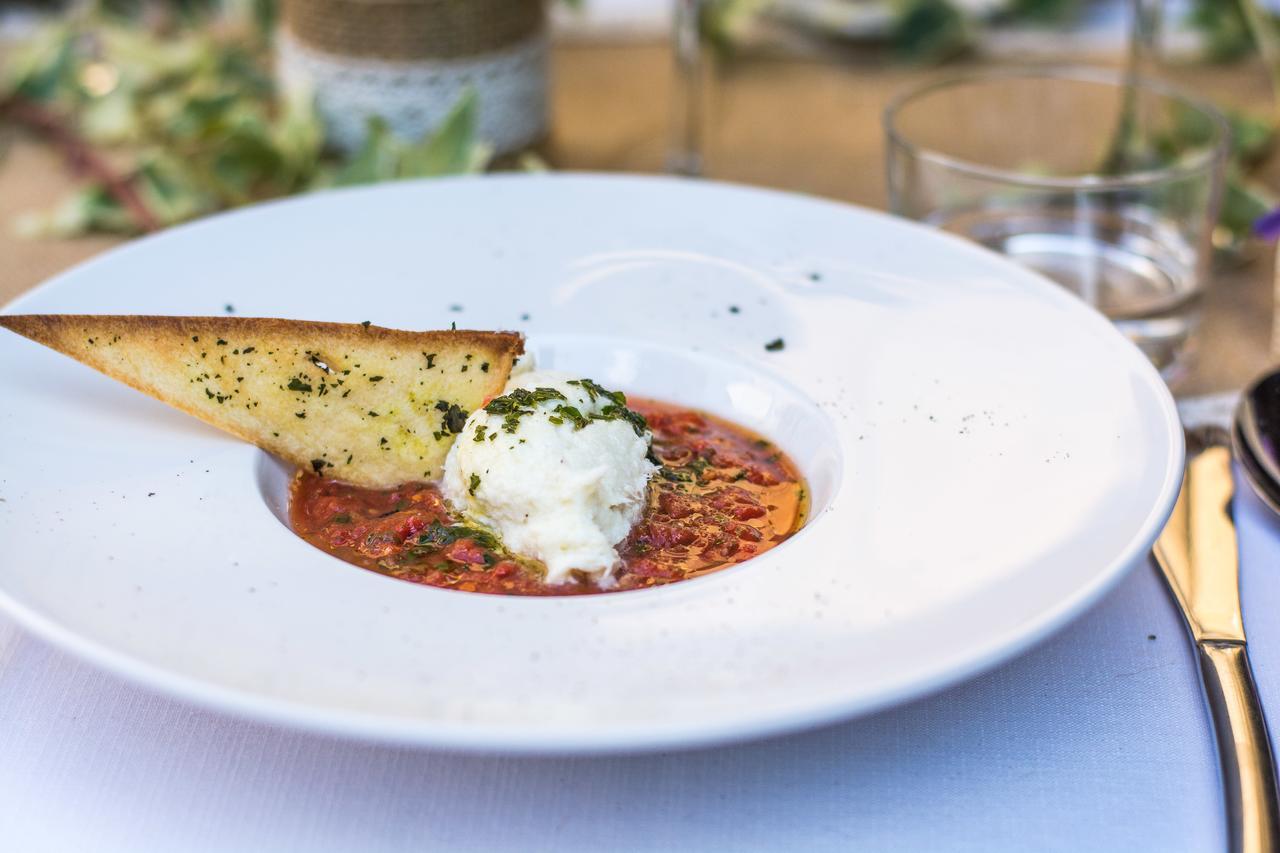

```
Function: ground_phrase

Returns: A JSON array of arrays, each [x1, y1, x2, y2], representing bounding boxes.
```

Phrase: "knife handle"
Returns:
[[1197, 640, 1280, 853]]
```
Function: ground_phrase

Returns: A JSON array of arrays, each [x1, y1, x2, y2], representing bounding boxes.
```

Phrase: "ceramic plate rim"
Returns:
[[0, 173, 1184, 754]]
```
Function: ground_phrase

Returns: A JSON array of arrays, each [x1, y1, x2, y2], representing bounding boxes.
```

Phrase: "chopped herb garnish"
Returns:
[[483, 380, 649, 437], [295, 412, 306, 419], [764, 338, 785, 352], [216, 339, 227, 346], [310, 458, 328, 473], [368, 410, 380, 417], [414, 521, 501, 552], [553, 404, 588, 430], [369, 376, 384, 382], [473, 425, 488, 443], [484, 386, 567, 433], [442, 404, 468, 434], [480, 362, 489, 373], [567, 378, 626, 407], [287, 377, 312, 393], [469, 473, 481, 496], [331, 513, 352, 524], [424, 353, 436, 368], [361, 320, 371, 328], [242, 346, 255, 354]]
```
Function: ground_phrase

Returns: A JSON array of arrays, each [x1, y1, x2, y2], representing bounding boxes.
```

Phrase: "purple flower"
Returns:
[[1254, 206, 1280, 240]]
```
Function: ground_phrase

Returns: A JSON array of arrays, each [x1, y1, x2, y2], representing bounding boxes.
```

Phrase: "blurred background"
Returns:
[[3, 0, 1280, 393]]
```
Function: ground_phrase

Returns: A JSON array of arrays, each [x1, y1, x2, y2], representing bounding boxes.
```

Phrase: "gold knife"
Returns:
[[1154, 426, 1280, 853]]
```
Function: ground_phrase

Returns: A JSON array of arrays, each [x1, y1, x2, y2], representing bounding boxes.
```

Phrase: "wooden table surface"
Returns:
[[2, 40, 1276, 394]]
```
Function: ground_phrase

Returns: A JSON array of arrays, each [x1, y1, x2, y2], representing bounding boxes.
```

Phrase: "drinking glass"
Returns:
[[885, 68, 1229, 384], [668, 0, 706, 176]]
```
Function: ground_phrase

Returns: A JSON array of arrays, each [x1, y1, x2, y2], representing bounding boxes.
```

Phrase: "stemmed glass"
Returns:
[[667, 0, 705, 176]]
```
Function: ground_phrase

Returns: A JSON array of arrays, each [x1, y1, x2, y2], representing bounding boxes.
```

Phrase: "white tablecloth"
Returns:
[[4, 481, 1279, 852]]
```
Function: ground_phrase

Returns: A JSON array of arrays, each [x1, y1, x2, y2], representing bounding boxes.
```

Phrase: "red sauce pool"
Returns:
[[289, 399, 808, 595]]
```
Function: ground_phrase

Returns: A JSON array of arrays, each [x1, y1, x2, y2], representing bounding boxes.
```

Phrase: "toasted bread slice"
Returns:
[[0, 315, 523, 488]]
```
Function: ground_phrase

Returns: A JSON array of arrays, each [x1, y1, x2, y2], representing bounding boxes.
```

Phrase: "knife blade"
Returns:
[[1154, 437, 1244, 644], [1153, 425, 1280, 853]]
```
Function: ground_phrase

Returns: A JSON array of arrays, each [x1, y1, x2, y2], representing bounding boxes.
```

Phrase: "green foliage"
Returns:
[[3, 7, 490, 237], [700, 0, 772, 55], [1001, 0, 1075, 24], [1188, 0, 1254, 63], [327, 93, 492, 187], [889, 0, 971, 63]]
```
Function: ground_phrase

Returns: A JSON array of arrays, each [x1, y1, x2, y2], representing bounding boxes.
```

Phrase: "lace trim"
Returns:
[[276, 31, 548, 154]]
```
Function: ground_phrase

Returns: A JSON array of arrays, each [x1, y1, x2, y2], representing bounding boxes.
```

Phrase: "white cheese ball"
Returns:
[[441, 370, 656, 586]]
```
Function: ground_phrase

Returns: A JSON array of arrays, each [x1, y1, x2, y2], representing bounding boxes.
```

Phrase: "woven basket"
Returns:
[[282, 0, 544, 60], [277, 0, 549, 154]]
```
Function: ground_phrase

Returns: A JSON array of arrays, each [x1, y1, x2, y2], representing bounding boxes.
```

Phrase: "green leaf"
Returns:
[[1230, 112, 1276, 165], [134, 153, 217, 225], [79, 88, 140, 145], [7, 26, 78, 103], [890, 0, 973, 64], [14, 186, 134, 238], [399, 89, 492, 177], [328, 116, 402, 187], [270, 86, 324, 183], [1220, 171, 1276, 239], [1186, 0, 1254, 63]]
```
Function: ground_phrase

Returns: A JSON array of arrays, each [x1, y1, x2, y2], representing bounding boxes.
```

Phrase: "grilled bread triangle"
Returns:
[[0, 315, 523, 488]]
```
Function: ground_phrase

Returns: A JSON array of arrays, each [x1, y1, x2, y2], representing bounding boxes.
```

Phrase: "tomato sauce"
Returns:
[[289, 399, 807, 595]]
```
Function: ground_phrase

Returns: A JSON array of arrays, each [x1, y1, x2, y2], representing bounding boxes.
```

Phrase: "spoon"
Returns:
[[1234, 368, 1280, 515]]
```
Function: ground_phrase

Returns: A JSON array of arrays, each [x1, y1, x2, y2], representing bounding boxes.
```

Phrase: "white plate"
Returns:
[[0, 175, 1181, 753]]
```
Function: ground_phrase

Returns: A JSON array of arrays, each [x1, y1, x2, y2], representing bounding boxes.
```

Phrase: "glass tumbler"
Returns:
[[885, 68, 1229, 384]]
